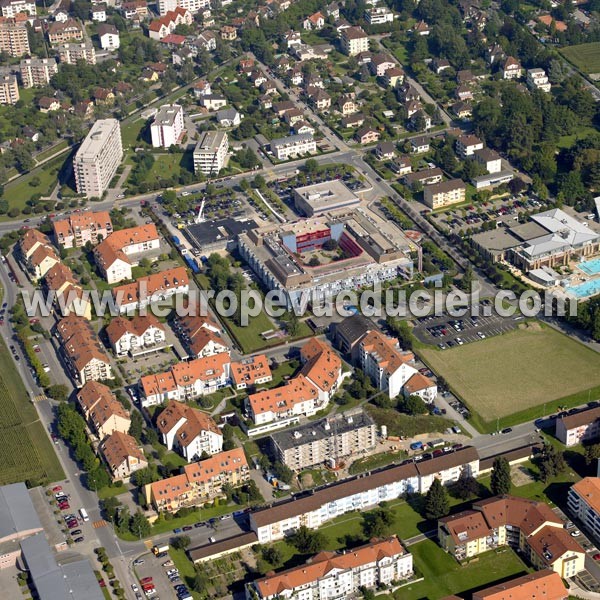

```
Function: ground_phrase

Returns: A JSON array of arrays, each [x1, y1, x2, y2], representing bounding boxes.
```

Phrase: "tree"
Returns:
[[453, 473, 479, 500], [289, 525, 327, 554], [130, 510, 151, 538], [304, 158, 319, 174], [243, 480, 263, 503], [398, 395, 428, 415], [585, 442, 600, 466], [262, 545, 283, 566], [129, 411, 144, 442], [459, 265, 475, 292], [172, 535, 191, 550], [537, 443, 566, 483], [273, 461, 294, 484], [490, 457, 512, 495], [116, 505, 130, 535], [46, 384, 69, 401], [308, 256, 320, 267], [102, 496, 122, 523], [424, 478, 449, 519], [130, 465, 160, 487], [363, 506, 395, 538]]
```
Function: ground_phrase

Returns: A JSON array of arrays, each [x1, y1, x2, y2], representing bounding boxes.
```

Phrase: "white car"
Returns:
[[131, 584, 139, 592]]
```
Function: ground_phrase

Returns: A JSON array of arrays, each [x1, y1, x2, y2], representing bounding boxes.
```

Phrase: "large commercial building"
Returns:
[[0, 16, 29, 56], [150, 103, 185, 148], [238, 209, 415, 308], [19, 57, 58, 88], [270, 411, 377, 470], [73, 119, 123, 198], [251, 447, 480, 542], [249, 537, 413, 599], [438, 495, 585, 579], [0, 74, 18, 105], [293, 180, 360, 217], [568, 477, 600, 542], [193, 130, 228, 175]]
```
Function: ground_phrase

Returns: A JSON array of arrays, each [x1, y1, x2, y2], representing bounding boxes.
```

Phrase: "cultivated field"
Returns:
[[0, 336, 64, 485], [419, 323, 600, 425], [561, 42, 600, 74]]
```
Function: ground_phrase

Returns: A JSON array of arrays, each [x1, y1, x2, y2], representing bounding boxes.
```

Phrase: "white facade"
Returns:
[[150, 104, 185, 148], [0, 0, 35, 18], [527, 68, 551, 93], [193, 131, 228, 175], [341, 26, 369, 56], [158, 0, 209, 15], [365, 6, 393, 24], [110, 325, 166, 356], [73, 119, 123, 198], [117, 280, 189, 314], [99, 29, 120, 50], [271, 133, 316, 160]]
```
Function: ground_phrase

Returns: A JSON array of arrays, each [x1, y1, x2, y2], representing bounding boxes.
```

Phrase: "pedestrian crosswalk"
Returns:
[[32, 394, 47, 402], [92, 519, 107, 529]]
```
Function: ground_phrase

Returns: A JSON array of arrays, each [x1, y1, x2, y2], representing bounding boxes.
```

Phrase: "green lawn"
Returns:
[[35, 140, 70, 163], [557, 126, 599, 149], [561, 42, 600, 74], [0, 317, 64, 485], [121, 118, 148, 149], [348, 447, 408, 475], [136, 153, 194, 186], [366, 404, 457, 438], [394, 541, 530, 600], [2, 154, 68, 216], [169, 547, 202, 599], [267, 360, 299, 388], [97, 485, 129, 500], [419, 322, 600, 432]]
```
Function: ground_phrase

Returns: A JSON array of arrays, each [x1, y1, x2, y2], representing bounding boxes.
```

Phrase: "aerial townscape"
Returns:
[[1, 0, 600, 598]]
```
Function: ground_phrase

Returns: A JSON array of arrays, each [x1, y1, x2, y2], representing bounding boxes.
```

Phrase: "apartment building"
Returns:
[[502, 56, 522, 80], [53, 210, 113, 249], [270, 411, 377, 471], [456, 134, 484, 158], [246, 375, 321, 428], [58, 42, 96, 65], [341, 26, 369, 56], [18, 229, 60, 280], [270, 133, 316, 160], [230, 355, 272, 390], [193, 131, 228, 175], [140, 351, 230, 407], [44, 262, 92, 320], [148, 7, 192, 40], [473, 570, 567, 600], [473, 147, 502, 174], [98, 23, 120, 50], [251, 447, 479, 542], [568, 477, 600, 541], [403, 372, 438, 403], [93, 223, 160, 283], [76, 381, 131, 439], [100, 431, 148, 481], [527, 68, 551, 93], [146, 448, 249, 512], [173, 313, 229, 359], [438, 495, 585, 579], [48, 19, 84, 45], [105, 315, 167, 356], [158, 0, 209, 15], [112, 266, 189, 314], [556, 407, 600, 447], [0, 0, 36, 18], [423, 179, 467, 209], [157, 400, 223, 461], [300, 338, 344, 403], [55, 316, 113, 386], [0, 16, 30, 56], [0, 74, 18, 105], [19, 58, 58, 88], [353, 330, 417, 399], [365, 6, 394, 24], [73, 119, 123, 198], [249, 537, 413, 600], [150, 104, 185, 148]]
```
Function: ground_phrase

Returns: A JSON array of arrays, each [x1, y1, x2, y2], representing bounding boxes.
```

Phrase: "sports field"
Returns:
[[420, 323, 600, 428], [0, 331, 64, 485], [561, 42, 600, 74]]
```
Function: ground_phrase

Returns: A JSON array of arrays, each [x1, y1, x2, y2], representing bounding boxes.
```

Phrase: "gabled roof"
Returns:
[[113, 267, 189, 305], [156, 400, 220, 447], [358, 330, 410, 376], [472, 570, 567, 600], [105, 315, 164, 345], [101, 431, 145, 469], [94, 223, 158, 269], [230, 355, 272, 387], [183, 447, 248, 484], [248, 374, 319, 417], [300, 339, 341, 393]]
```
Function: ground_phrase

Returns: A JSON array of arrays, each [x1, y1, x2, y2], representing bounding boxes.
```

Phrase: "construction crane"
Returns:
[[194, 199, 206, 224]]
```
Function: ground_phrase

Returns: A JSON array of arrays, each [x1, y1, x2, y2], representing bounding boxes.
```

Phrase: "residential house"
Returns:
[[230, 355, 272, 390], [270, 133, 316, 160], [44, 263, 92, 321], [76, 381, 130, 439], [556, 407, 600, 447], [337, 94, 357, 115], [53, 210, 113, 249], [18, 229, 60, 281], [220, 25, 236, 40], [456, 134, 484, 158], [47, 19, 83, 45], [472, 571, 568, 600], [216, 108, 240, 127], [91, 4, 107, 21], [340, 26, 369, 56], [403, 167, 443, 189], [375, 141, 396, 160], [100, 431, 147, 481], [403, 372, 437, 403], [410, 135, 430, 154], [390, 156, 412, 176], [303, 11, 324, 30], [423, 179, 466, 209], [527, 68, 551, 93], [503, 56, 522, 80], [341, 113, 365, 128], [198, 94, 227, 111], [382, 66, 404, 87], [355, 126, 380, 145], [98, 23, 120, 49], [299, 338, 344, 404], [413, 20, 430, 35], [105, 315, 167, 357], [568, 478, 600, 542], [473, 148, 501, 174], [370, 54, 395, 77]]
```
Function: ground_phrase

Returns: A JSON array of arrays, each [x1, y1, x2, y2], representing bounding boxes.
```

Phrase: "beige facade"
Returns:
[[0, 16, 29, 56], [19, 57, 58, 88], [423, 179, 466, 209], [0, 74, 18, 105]]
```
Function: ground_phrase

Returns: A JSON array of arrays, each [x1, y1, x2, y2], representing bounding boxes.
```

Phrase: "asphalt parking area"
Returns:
[[413, 312, 519, 348], [133, 551, 184, 600]]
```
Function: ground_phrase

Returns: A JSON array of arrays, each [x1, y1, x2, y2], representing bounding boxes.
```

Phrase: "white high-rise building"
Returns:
[[193, 131, 228, 175], [74, 119, 123, 199], [150, 104, 184, 148], [157, 0, 209, 15]]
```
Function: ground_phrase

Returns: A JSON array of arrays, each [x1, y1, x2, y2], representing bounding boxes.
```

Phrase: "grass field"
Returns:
[[0, 322, 64, 485], [419, 323, 600, 430], [561, 42, 600, 74]]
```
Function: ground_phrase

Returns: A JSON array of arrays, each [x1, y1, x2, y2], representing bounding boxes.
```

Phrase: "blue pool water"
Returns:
[[566, 279, 600, 298], [577, 257, 600, 276]]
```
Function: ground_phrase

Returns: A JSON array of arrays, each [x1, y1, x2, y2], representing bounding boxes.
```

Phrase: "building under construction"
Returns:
[[269, 411, 378, 471]]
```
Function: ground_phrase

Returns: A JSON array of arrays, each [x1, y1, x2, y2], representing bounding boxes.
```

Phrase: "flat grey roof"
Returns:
[[153, 104, 182, 127], [271, 411, 375, 452], [0, 482, 42, 541], [472, 228, 520, 252], [21, 533, 104, 600], [294, 180, 359, 213], [508, 221, 549, 242], [194, 130, 227, 153]]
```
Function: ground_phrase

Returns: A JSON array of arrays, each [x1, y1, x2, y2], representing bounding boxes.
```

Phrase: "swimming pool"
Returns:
[[566, 278, 600, 298], [577, 257, 600, 276]]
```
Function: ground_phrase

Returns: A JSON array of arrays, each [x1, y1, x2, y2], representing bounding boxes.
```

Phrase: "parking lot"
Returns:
[[412, 309, 519, 348]]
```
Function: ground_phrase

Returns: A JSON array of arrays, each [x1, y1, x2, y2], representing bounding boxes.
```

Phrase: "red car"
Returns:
[[59, 504, 70, 510], [52, 486, 62, 493], [29, 318, 39, 324], [67, 521, 78, 529], [140, 577, 153, 585], [594, 553, 600, 561]]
